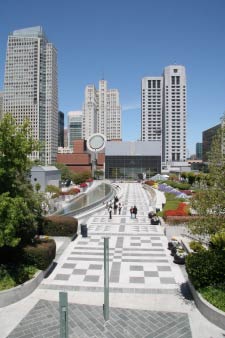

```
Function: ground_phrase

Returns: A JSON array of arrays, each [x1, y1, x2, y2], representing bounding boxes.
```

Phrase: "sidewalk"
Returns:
[[0, 183, 224, 338]]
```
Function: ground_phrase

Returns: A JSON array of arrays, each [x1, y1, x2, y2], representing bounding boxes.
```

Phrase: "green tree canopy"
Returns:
[[0, 114, 42, 248], [188, 125, 225, 236], [0, 113, 39, 197]]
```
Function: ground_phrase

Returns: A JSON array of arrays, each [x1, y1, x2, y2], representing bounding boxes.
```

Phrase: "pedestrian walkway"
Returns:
[[1, 183, 224, 338]]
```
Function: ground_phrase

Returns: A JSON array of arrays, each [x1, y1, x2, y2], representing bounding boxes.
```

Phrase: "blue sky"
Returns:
[[1, 0, 225, 155]]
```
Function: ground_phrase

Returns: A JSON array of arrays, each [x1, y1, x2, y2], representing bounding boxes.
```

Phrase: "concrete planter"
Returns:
[[0, 262, 54, 308], [188, 279, 225, 331]]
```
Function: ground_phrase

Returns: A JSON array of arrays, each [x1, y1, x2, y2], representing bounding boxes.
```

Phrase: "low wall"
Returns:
[[188, 279, 225, 331], [0, 262, 54, 308]]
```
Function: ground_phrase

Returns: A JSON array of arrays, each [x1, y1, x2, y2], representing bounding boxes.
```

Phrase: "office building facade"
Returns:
[[83, 80, 121, 141], [3, 26, 58, 164], [58, 111, 64, 147], [142, 65, 187, 166], [0, 92, 3, 120], [68, 111, 83, 148]]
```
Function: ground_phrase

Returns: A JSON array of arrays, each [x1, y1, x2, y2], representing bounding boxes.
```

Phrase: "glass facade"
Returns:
[[105, 156, 161, 179]]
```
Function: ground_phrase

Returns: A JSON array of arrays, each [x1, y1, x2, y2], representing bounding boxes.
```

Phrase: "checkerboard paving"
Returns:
[[41, 182, 186, 291]]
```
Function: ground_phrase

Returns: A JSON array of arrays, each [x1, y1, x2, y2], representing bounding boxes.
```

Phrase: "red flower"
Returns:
[[80, 182, 88, 188]]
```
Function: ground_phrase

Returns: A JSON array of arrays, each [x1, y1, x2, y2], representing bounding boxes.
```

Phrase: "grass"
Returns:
[[0, 264, 38, 291], [199, 285, 225, 312]]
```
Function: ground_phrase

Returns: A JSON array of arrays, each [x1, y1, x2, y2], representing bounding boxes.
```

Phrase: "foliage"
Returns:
[[199, 285, 225, 312], [0, 264, 37, 291], [54, 163, 73, 181], [165, 180, 191, 190], [189, 240, 206, 252], [209, 232, 225, 251], [23, 238, 56, 270], [59, 187, 80, 196], [45, 185, 60, 194], [0, 114, 39, 197], [0, 114, 45, 248], [0, 193, 37, 247], [185, 250, 225, 289], [94, 169, 104, 178], [188, 125, 225, 236], [42, 215, 78, 237]]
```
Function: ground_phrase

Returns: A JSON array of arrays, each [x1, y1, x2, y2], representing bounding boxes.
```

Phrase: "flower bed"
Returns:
[[164, 202, 189, 217]]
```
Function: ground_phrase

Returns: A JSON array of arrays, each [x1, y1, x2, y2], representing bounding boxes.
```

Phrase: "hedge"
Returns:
[[23, 238, 56, 270], [185, 250, 225, 289], [42, 215, 78, 237]]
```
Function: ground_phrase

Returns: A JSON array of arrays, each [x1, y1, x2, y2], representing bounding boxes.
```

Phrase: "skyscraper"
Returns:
[[58, 111, 64, 147], [68, 111, 83, 148], [3, 26, 58, 164], [142, 65, 187, 164], [0, 92, 3, 120], [82, 80, 121, 141]]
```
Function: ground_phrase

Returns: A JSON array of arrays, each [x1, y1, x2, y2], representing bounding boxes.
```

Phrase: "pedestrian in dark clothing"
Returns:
[[133, 205, 138, 218], [118, 203, 122, 215], [109, 206, 112, 219], [130, 206, 133, 218], [114, 202, 118, 214]]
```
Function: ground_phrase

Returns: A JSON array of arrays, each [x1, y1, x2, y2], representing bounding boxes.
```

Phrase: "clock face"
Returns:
[[87, 133, 106, 152], [90, 135, 104, 149]]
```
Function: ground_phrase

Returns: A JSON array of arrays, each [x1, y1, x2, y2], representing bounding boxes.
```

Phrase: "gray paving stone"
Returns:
[[130, 265, 144, 271], [144, 271, 159, 277], [7, 301, 192, 338], [160, 277, 176, 284], [84, 275, 100, 282], [54, 273, 70, 280], [129, 277, 145, 283]]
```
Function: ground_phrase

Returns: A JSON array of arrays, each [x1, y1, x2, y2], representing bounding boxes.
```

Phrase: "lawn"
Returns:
[[199, 285, 225, 312]]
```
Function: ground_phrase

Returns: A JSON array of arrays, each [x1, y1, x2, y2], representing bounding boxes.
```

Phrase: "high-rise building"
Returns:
[[196, 142, 202, 160], [64, 128, 68, 148], [82, 80, 121, 140], [58, 111, 64, 147], [68, 111, 83, 148], [142, 65, 187, 165], [3, 26, 58, 164], [0, 92, 3, 120], [202, 124, 220, 162]]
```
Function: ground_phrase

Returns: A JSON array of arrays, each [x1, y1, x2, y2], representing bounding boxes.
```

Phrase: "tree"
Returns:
[[188, 126, 225, 237], [0, 113, 39, 197], [0, 114, 42, 247], [54, 162, 73, 181]]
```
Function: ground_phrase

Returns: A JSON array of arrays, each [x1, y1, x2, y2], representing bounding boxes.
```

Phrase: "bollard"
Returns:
[[59, 292, 68, 338], [103, 236, 109, 321]]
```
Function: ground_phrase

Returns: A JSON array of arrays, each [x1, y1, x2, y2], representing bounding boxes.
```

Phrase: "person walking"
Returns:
[[118, 203, 122, 215], [108, 206, 112, 219], [130, 206, 133, 218], [133, 205, 138, 219], [114, 201, 118, 214]]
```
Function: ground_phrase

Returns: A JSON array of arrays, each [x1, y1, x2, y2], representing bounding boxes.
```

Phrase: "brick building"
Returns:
[[57, 139, 104, 174]]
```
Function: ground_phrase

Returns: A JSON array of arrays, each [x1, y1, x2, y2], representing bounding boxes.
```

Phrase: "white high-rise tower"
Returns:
[[83, 80, 121, 140], [3, 26, 58, 164], [141, 65, 187, 164]]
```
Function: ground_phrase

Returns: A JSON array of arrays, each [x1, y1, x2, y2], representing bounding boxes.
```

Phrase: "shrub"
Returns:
[[80, 182, 88, 188], [43, 215, 78, 237], [0, 264, 38, 291], [189, 240, 206, 252], [144, 180, 155, 186], [209, 232, 225, 251], [185, 250, 225, 289], [23, 238, 56, 270]]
